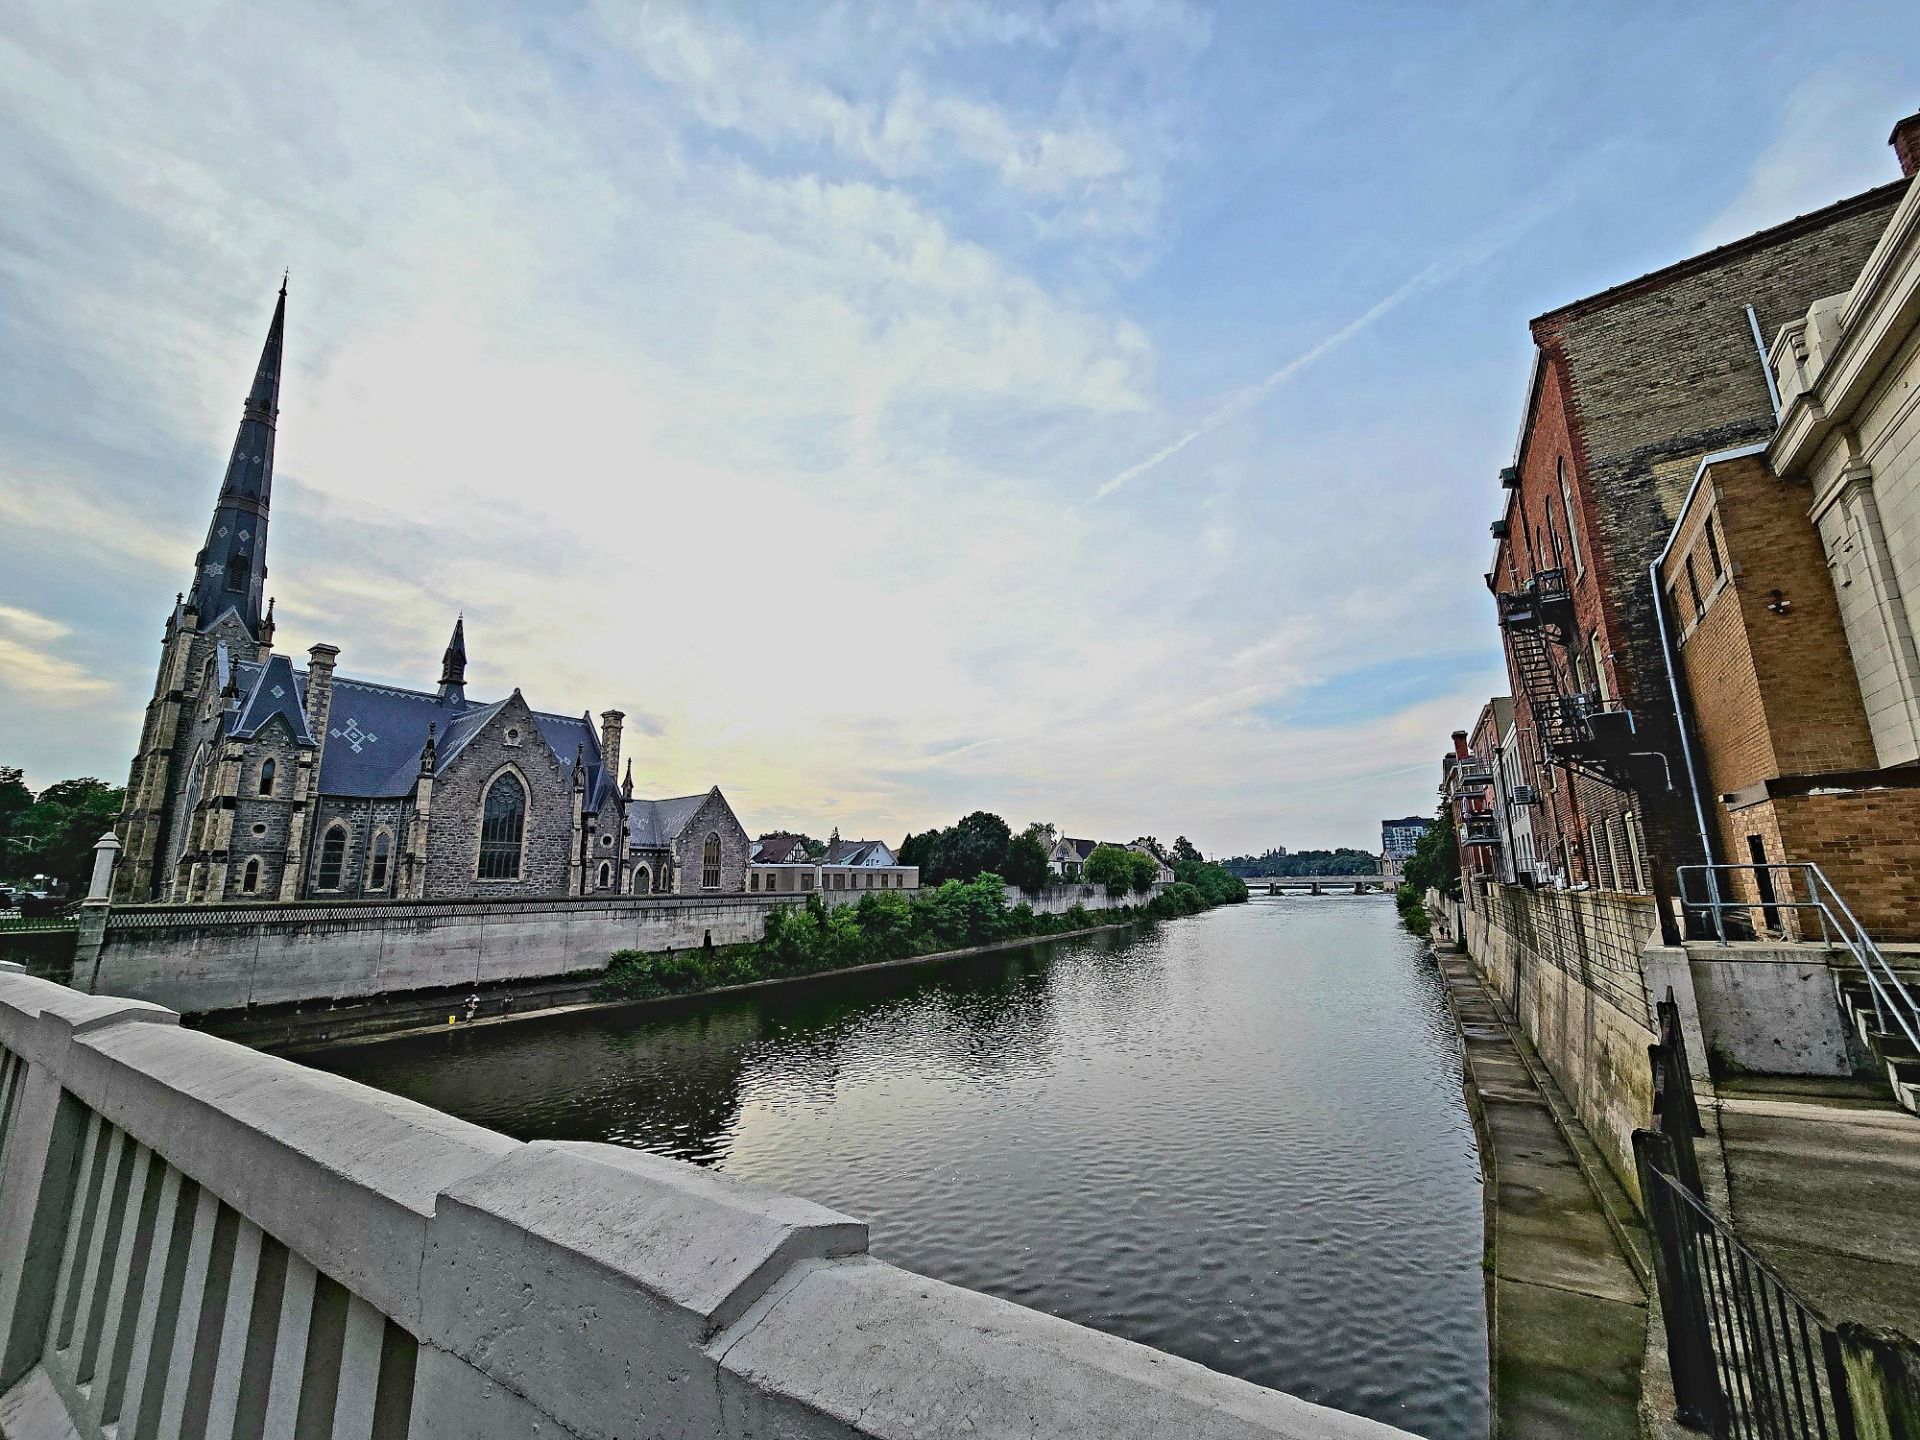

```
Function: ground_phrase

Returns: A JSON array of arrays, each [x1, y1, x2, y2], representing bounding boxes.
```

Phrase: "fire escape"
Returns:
[[1497, 567, 1640, 786]]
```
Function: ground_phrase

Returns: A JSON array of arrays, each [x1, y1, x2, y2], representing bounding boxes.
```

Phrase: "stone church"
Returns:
[[114, 284, 752, 904]]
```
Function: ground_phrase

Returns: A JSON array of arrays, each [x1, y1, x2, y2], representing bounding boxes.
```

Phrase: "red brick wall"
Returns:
[[1770, 789, 1920, 941]]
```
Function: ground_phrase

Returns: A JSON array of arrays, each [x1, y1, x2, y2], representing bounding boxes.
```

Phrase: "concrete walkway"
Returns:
[[1711, 1074, 1920, 1339], [1437, 952, 1648, 1440]]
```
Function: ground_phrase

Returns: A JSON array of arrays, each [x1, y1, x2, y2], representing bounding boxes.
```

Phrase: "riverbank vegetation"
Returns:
[[1222, 846, 1381, 878], [594, 860, 1249, 1001], [1393, 806, 1459, 937]]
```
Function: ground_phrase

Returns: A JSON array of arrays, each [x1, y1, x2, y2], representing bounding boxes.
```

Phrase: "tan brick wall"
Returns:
[[1665, 454, 1878, 806], [1770, 788, 1920, 941]]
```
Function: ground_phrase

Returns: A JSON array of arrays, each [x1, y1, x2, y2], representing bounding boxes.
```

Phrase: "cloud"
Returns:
[[0, 605, 113, 701]]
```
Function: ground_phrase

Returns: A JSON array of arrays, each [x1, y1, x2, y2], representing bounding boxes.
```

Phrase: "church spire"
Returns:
[[188, 280, 286, 640], [438, 613, 467, 703]]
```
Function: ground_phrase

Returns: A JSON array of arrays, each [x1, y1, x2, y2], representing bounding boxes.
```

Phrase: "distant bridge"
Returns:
[[1247, 875, 1388, 895]]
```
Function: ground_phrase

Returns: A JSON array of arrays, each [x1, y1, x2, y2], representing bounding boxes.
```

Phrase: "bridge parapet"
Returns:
[[0, 968, 1413, 1439]]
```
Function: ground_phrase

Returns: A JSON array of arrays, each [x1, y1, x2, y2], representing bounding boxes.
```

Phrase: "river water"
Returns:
[[306, 894, 1488, 1439]]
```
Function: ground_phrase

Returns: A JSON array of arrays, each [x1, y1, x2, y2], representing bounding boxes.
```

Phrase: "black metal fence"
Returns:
[[1639, 1136, 1855, 1439]]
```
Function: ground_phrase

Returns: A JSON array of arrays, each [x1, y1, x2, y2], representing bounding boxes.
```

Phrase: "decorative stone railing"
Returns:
[[0, 963, 1411, 1439]]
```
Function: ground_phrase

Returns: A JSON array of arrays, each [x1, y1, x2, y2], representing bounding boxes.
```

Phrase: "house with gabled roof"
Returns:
[[114, 283, 750, 903]]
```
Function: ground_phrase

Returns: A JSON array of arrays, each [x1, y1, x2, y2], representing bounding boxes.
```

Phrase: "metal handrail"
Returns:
[[1677, 862, 1920, 1055]]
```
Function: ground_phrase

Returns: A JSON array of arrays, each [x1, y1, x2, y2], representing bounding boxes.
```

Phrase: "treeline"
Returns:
[[595, 859, 1248, 1001], [1221, 846, 1380, 878], [0, 768, 123, 897], [1394, 806, 1459, 937]]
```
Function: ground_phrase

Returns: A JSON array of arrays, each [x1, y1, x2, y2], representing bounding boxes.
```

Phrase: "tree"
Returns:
[[1131, 836, 1166, 862], [1401, 806, 1460, 901], [0, 766, 32, 872], [1171, 836, 1202, 864], [1084, 844, 1137, 897], [945, 811, 1011, 882], [1021, 820, 1058, 851], [1127, 848, 1158, 895], [14, 777, 123, 895], [758, 830, 821, 856], [1002, 833, 1051, 894]]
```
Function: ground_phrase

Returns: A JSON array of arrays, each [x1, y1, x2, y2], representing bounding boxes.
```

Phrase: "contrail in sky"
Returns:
[[1092, 206, 1554, 502]]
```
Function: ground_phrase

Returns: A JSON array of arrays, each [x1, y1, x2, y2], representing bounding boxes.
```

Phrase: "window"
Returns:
[[1624, 813, 1645, 893], [1684, 555, 1703, 616], [598, 860, 612, 889], [369, 832, 391, 891], [865, 873, 874, 889], [259, 758, 276, 796], [632, 865, 651, 895], [242, 858, 260, 894], [478, 772, 527, 880], [750, 872, 760, 892], [1559, 459, 1583, 574], [1704, 515, 1724, 579], [701, 833, 721, 889], [504, 727, 522, 748], [801, 872, 814, 891], [1604, 820, 1623, 894], [318, 824, 348, 891], [1591, 631, 1610, 703]]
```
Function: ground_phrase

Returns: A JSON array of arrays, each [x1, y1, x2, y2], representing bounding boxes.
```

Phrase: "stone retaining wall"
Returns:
[[0, 965, 1410, 1440], [1463, 878, 1659, 1202], [82, 883, 1164, 1017]]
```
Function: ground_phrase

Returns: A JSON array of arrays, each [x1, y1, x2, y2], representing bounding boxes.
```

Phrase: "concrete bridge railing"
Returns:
[[0, 963, 1412, 1440]]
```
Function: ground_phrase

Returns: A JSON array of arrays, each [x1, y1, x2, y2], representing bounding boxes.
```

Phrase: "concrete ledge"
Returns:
[[422, 1142, 867, 1439], [715, 1256, 1412, 1440]]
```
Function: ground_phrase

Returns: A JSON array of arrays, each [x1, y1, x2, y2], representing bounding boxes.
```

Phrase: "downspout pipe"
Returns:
[[1650, 442, 1769, 941]]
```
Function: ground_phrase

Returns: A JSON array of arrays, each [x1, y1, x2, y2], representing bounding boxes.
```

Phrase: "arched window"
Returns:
[[369, 832, 391, 891], [632, 864, 651, 895], [478, 772, 526, 880], [242, 858, 260, 894], [258, 758, 276, 796], [317, 824, 348, 890], [597, 860, 612, 889], [701, 834, 722, 889]]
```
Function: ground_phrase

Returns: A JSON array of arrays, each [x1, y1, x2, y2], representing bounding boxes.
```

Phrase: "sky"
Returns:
[[4, 2, 1920, 857]]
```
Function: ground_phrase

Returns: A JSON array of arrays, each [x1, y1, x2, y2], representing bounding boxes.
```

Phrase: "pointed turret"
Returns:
[[438, 613, 467, 702], [188, 279, 286, 640]]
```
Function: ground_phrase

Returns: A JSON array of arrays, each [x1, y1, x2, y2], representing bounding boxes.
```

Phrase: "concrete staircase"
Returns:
[[1836, 975, 1920, 1114]]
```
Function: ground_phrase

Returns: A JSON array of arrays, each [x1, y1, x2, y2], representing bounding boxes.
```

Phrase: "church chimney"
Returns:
[[600, 710, 624, 793], [1893, 108, 1920, 179], [438, 613, 467, 703], [305, 643, 339, 743]]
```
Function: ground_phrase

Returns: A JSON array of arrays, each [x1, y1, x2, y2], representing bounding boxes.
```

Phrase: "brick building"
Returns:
[[1486, 166, 1908, 926], [1658, 448, 1920, 937], [116, 284, 751, 904]]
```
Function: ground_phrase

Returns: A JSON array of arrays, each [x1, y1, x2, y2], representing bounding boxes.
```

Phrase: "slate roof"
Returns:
[[1056, 837, 1101, 862], [228, 653, 314, 744], [267, 665, 611, 801], [823, 838, 891, 866], [627, 794, 710, 850]]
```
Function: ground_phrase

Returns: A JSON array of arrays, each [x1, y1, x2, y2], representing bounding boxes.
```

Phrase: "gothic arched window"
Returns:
[[242, 858, 260, 894], [478, 772, 527, 880], [597, 860, 612, 889], [258, 758, 276, 796], [317, 824, 348, 891], [702, 833, 722, 889], [632, 864, 651, 895], [369, 832, 391, 891]]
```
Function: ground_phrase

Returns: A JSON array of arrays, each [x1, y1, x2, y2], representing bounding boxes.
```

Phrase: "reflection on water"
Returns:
[[307, 895, 1487, 1439]]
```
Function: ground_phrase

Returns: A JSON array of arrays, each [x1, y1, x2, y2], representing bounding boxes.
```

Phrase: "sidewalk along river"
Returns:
[[304, 892, 1489, 1439]]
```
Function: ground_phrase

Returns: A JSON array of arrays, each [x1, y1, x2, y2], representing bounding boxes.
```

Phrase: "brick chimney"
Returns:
[[1893, 109, 1920, 179], [1452, 729, 1470, 760]]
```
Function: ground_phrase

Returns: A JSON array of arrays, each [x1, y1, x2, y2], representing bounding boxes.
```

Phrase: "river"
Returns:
[[305, 893, 1489, 1439]]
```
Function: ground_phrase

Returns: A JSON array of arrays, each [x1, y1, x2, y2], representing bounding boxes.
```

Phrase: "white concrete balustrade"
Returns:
[[0, 963, 1413, 1440]]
